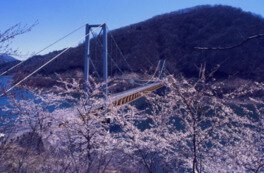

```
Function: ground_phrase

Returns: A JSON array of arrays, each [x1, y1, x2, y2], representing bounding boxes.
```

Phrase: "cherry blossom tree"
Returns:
[[0, 73, 263, 172]]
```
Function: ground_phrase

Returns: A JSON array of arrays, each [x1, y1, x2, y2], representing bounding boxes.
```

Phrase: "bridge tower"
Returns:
[[83, 23, 108, 98]]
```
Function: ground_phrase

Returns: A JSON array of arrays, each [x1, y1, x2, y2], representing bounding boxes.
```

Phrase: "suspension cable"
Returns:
[[106, 26, 133, 71], [90, 58, 100, 78], [133, 60, 162, 86], [157, 59, 166, 79], [106, 25, 164, 84], [90, 29, 124, 75], [100, 26, 162, 85], [0, 25, 103, 97], [89, 29, 101, 78], [0, 24, 86, 76]]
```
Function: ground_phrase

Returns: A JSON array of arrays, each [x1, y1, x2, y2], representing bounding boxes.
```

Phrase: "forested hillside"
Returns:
[[1, 4, 264, 173], [13, 5, 264, 81], [0, 54, 17, 65]]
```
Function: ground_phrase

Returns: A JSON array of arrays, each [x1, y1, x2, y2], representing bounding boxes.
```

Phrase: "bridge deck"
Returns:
[[109, 82, 163, 107]]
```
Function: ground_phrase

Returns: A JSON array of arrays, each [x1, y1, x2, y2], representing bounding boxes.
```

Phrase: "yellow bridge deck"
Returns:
[[109, 82, 164, 107]]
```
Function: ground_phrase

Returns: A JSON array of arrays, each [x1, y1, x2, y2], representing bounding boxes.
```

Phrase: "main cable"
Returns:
[[90, 29, 124, 75], [0, 25, 103, 97], [106, 26, 133, 72], [0, 24, 86, 76], [133, 60, 162, 86]]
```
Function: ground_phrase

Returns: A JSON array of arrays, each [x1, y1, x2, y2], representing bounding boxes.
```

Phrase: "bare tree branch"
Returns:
[[194, 33, 264, 50], [0, 21, 38, 55]]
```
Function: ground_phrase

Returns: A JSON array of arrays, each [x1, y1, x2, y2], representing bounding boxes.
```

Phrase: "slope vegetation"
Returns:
[[13, 5, 264, 81]]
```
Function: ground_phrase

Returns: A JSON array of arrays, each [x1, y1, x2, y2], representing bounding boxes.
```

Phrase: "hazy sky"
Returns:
[[1, 0, 264, 60]]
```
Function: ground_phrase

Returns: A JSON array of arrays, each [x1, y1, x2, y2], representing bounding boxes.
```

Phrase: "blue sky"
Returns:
[[1, 0, 264, 60]]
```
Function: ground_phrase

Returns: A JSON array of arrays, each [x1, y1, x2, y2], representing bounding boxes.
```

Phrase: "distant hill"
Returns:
[[0, 54, 17, 65], [14, 5, 264, 81], [0, 55, 20, 74]]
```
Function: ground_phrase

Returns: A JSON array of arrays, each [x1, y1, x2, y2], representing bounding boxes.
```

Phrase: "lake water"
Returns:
[[0, 76, 13, 115], [0, 76, 75, 128], [0, 76, 13, 126], [0, 76, 37, 126]]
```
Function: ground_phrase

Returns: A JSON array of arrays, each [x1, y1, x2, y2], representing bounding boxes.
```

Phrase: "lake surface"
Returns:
[[0, 76, 74, 127], [0, 76, 13, 126], [0, 76, 36, 126], [0, 76, 12, 114]]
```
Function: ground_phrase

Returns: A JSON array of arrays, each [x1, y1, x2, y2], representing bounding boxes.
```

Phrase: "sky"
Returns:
[[1, 0, 264, 60]]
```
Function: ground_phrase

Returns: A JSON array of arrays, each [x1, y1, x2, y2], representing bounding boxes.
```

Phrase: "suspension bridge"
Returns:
[[0, 23, 165, 107]]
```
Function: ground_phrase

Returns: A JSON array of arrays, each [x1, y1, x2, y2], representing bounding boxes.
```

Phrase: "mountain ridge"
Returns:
[[11, 5, 264, 82], [0, 54, 17, 65]]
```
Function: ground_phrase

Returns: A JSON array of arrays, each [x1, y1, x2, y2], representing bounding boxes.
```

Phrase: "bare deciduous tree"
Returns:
[[0, 22, 37, 56], [0, 73, 263, 172]]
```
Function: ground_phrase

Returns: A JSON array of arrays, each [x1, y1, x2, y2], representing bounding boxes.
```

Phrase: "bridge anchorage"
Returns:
[[83, 23, 166, 108]]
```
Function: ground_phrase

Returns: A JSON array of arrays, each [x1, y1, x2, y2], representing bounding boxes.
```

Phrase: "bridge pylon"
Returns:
[[83, 23, 108, 99]]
